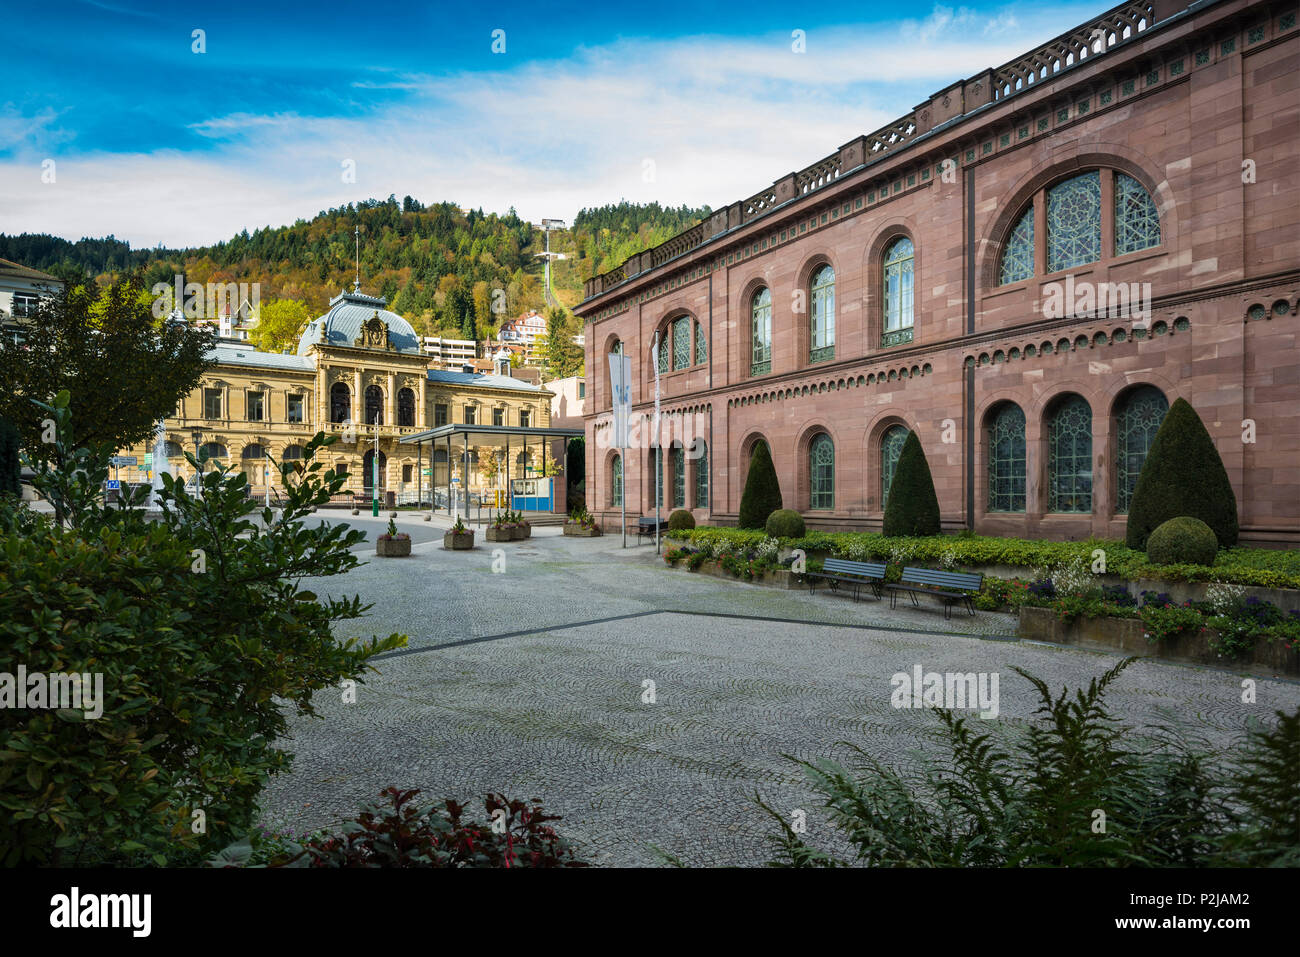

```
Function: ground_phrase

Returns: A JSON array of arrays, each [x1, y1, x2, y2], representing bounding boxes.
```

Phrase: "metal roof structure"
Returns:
[[210, 344, 316, 371], [398, 423, 583, 445], [296, 289, 421, 356], [425, 369, 549, 392]]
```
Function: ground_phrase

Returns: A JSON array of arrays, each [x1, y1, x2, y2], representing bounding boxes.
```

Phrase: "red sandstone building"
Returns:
[[577, 0, 1299, 545]]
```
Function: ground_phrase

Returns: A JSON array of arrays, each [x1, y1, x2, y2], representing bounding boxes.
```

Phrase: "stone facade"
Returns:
[[577, 0, 1300, 545]]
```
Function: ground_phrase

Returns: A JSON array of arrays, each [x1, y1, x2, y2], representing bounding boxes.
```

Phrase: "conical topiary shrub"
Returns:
[[738, 440, 782, 529], [883, 431, 941, 537], [1125, 397, 1238, 549], [0, 417, 20, 498]]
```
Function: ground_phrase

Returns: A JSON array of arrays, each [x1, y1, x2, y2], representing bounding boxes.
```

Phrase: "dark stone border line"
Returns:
[[372, 608, 1017, 660]]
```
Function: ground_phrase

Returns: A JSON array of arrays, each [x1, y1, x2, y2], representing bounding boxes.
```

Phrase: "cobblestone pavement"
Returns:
[[259, 523, 1300, 866]]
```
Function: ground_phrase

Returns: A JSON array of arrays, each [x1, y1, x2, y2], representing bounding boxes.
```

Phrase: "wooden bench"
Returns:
[[636, 516, 669, 542], [806, 558, 887, 602], [886, 567, 982, 619]]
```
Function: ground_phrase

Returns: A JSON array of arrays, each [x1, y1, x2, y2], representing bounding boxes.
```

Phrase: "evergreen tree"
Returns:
[[882, 431, 941, 537], [1126, 397, 1239, 549], [738, 440, 782, 529], [0, 417, 21, 497]]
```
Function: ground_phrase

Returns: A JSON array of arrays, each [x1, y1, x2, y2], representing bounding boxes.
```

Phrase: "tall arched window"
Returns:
[[1047, 170, 1102, 272], [986, 402, 1026, 512], [281, 445, 305, 461], [672, 443, 686, 507], [694, 321, 707, 366], [364, 385, 383, 425], [1047, 394, 1093, 513], [242, 444, 266, 460], [880, 426, 909, 509], [693, 439, 709, 508], [809, 434, 834, 510], [199, 442, 227, 461], [397, 388, 415, 427], [651, 446, 663, 507], [611, 453, 623, 507], [672, 316, 691, 371], [655, 332, 668, 374], [999, 207, 1035, 285], [882, 238, 915, 346], [330, 382, 351, 423], [809, 265, 835, 363], [163, 440, 184, 458], [751, 288, 772, 375], [1114, 173, 1161, 255], [1115, 386, 1168, 513]]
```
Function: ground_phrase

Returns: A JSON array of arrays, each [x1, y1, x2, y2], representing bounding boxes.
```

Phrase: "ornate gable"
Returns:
[[357, 311, 391, 350]]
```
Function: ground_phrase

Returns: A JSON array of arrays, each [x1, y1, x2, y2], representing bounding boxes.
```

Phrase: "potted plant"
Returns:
[[563, 508, 601, 537], [518, 510, 532, 539], [485, 511, 513, 543], [376, 517, 411, 557], [443, 517, 475, 550], [510, 509, 527, 540]]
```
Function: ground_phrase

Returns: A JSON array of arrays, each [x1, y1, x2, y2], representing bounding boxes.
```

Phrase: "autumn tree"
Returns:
[[251, 299, 311, 353]]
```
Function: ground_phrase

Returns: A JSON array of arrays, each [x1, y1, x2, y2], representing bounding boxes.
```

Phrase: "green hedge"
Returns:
[[663, 527, 1300, 589]]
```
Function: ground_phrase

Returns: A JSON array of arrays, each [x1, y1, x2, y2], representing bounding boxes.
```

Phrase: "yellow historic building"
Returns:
[[117, 289, 555, 502]]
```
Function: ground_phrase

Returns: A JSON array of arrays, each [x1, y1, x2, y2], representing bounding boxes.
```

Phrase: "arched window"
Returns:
[[650, 446, 663, 507], [694, 320, 707, 366], [1115, 386, 1168, 513], [364, 385, 384, 425], [751, 287, 772, 375], [199, 442, 227, 461], [672, 316, 691, 371], [163, 440, 184, 458], [1047, 171, 1102, 272], [1114, 173, 1161, 255], [999, 207, 1035, 285], [1047, 394, 1093, 513], [611, 453, 623, 507], [880, 426, 909, 509], [281, 445, 305, 461], [882, 238, 914, 346], [242, 444, 266, 460], [693, 439, 709, 508], [986, 403, 1026, 512], [672, 442, 686, 507], [397, 388, 416, 427], [809, 433, 834, 510], [655, 332, 668, 374], [330, 382, 351, 423], [809, 265, 835, 363]]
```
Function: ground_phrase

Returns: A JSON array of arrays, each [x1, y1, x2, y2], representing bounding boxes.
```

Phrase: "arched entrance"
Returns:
[[362, 449, 387, 495]]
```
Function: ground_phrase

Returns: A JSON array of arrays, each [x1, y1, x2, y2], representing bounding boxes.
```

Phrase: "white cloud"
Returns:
[[1, 6, 1087, 248]]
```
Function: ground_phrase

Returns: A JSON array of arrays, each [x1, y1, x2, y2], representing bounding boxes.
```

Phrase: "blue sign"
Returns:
[[106, 480, 121, 490]]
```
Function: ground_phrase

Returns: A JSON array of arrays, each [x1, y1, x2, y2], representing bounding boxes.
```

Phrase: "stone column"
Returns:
[[352, 368, 362, 423], [385, 372, 395, 426]]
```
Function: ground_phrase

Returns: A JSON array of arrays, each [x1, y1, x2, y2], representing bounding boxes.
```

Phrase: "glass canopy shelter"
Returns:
[[399, 423, 584, 519]]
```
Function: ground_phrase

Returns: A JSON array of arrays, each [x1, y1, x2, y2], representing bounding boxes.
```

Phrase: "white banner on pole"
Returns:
[[608, 352, 632, 449]]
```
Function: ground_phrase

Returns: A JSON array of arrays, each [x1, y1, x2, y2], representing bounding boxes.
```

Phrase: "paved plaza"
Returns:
[[260, 514, 1300, 866]]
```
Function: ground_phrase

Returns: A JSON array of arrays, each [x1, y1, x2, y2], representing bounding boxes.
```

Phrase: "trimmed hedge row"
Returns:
[[663, 527, 1300, 589]]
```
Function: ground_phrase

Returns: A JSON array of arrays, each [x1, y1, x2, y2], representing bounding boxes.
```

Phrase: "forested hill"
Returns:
[[0, 196, 711, 338]]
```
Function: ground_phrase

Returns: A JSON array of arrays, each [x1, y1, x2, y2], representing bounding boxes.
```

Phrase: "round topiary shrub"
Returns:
[[1146, 516, 1219, 567], [667, 509, 695, 531], [765, 508, 806, 538]]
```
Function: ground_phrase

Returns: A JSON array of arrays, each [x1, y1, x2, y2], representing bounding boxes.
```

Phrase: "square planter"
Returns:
[[511, 525, 527, 540], [563, 525, 601, 537], [376, 537, 411, 557], [443, 530, 475, 550], [519, 524, 532, 539], [485, 527, 513, 543]]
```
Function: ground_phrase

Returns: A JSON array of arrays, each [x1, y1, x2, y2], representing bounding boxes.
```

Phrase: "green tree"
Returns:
[[0, 278, 214, 464], [540, 306, 584, 379], [251, 298, 311, 353], [0, 417, 20, 496], [883, 431, 941, 536], [1126, 397, 1239, 549], [738, 440, 782, 529]]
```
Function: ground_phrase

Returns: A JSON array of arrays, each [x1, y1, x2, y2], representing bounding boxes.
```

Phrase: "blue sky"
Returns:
[[2, 0, 1099, 248]]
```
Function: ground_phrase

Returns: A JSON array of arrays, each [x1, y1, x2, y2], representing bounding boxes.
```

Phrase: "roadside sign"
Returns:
[[106, 480, 121, 490], [110, 456, 137, 467], [144, 453, 153, 467]]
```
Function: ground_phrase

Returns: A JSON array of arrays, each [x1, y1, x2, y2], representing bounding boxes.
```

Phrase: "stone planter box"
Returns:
[[563, 525, 601, 537], [511, 525, 527, 540], [485, 527, 513, 543], [443, 530, 475, 550], [376, 537, 411, 557], [1018, 605, 1299, 675], [519, 524, 532, 539], [670, 559, 798, 589]]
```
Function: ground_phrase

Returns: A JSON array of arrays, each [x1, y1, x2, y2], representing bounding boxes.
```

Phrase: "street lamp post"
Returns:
[[190, 429, 203, 500]]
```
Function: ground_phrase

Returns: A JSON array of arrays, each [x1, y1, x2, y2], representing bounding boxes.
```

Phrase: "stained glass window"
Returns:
[[694, 440, 709, 508], [1047, 171, 1101, 272], [881, 426, 909, 509], [810, 434, 834, 509], [1000, 207, 1035, 284], [1114, 173, 1161, 255], [810, 265, 835, 363], [1115, 386, 1168, 513], [751, 288, 772, 375], [672, 444, 686, 507], [883, 238, 914, 336], [694, 321, 707, 365], [672, 316, 691, 370], [652, 447, 663, 507], [986, 403, 1026, 512], [611, 454, 623, 506], [1048, 394, 1093, 512]]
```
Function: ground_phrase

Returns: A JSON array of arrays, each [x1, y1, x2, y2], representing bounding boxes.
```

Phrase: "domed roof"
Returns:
[[297, 288, 421, 356]]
